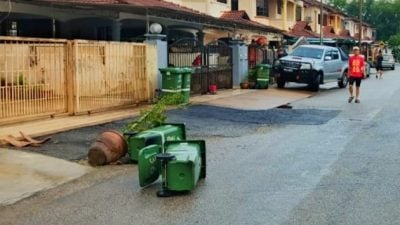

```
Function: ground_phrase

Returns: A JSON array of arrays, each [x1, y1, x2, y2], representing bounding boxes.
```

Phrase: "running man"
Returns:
[[348, 46, 365, 103]]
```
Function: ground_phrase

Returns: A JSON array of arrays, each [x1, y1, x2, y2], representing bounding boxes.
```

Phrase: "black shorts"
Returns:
[[376, 64, 383, 71], [349, 77, 362, 87]]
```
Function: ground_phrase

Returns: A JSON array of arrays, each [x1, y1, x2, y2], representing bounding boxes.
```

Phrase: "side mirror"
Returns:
[[324, 56, 332, 61]]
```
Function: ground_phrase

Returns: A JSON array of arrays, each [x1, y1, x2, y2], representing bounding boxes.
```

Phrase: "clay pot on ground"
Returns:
[[248, 81, 257, 89], [88, 130, 128, 166], [240, 81, 249, 89]]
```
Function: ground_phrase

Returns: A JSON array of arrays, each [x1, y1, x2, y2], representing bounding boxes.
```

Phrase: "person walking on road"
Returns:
[[348, 46, 365, 103], [375, 50, 384, 79]]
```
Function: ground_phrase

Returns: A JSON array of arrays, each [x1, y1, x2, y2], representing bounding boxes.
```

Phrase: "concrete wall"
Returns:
[[304, 7, 320, 33], [345, 20, 357, 37], [239, 0, 256, 19]]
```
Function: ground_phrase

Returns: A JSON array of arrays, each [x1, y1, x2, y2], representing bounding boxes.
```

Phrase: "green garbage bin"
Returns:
[[248, 68, 257, 80], [137, 140, 206, 192], [159, 68, 183, 97], [256, 64, 271, 89], [125, 123, 186, 162], [164, 140, 206, 192], [181, 67, 192, 104]]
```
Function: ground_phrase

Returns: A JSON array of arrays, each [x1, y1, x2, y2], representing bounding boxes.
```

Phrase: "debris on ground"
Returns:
[[0, 132, 51, 148]]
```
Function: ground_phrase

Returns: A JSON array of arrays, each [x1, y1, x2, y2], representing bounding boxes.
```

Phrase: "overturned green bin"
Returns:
[[159, 68, 183, 97], [138, 140, 206, 195], [256, 64, 271, 89], [165, 140, 206, 191], [125, 123, 186, 162]]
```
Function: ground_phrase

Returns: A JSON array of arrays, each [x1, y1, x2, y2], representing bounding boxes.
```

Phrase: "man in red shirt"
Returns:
[[348, 46, 365, 103]]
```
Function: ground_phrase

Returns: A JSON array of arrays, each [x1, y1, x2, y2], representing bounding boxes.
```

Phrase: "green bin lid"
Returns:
[[181, 67, 193, 74], [256, 64, 271, 68], [159, 67, 184, 74], [138, 145, 162, 187]]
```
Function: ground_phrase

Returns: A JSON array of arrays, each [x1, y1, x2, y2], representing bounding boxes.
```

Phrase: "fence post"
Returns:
[[145, 44, 158, 101], [66, 40, 78, 115], [230, 40, 248, 87]]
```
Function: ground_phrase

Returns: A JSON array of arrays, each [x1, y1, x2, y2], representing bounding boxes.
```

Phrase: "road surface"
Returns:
[[1, 68, 400, 225]]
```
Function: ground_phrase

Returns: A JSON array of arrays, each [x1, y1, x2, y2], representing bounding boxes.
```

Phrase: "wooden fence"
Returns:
[[0, 36, 157, 125]]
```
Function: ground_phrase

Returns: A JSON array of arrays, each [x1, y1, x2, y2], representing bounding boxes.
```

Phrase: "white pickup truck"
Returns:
[[274, 45, 350, 91]]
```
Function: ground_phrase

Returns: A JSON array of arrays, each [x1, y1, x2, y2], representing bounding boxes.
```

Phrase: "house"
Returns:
[[344, 17, 376, 42], [303, 0, 324, 34]]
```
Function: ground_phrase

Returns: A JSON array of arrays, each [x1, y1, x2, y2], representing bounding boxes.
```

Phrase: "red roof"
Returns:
[[220, 10, 250, 20], [43, 0, 203, 14], [220, 11, 281, 32], [322, 26, 343, 39], [339, 29, 353, 39], [43, 0, 124, 4], [285, 21, 319, 38]]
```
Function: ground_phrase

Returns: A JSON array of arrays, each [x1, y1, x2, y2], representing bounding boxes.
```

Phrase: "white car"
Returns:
[[382, 54, 395, 70]]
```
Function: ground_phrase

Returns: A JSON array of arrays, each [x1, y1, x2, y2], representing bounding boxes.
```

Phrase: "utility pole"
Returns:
[[358, 0, 363, 48], [320, 0, 323, 45]]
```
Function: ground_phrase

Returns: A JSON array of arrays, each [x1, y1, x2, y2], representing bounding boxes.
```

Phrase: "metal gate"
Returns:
[[206, 40, 233, 90], [168, 38, 232, 95], [248, 43, 272, 69]]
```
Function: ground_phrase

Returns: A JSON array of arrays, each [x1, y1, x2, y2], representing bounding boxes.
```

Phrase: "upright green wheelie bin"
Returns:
[[159, 68, 183, 97], [125, 123, 186, 162], [256, 64, 271, 89], [181, 67, 193, 104]]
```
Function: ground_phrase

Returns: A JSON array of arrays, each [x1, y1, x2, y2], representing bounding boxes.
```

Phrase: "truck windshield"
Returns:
[[291, 47, 324, 59]]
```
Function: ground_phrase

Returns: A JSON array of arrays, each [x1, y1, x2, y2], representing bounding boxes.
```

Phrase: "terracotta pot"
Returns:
[[240, 82, 249, 89], [249, 81, 256, 89], [88, 130, 128, 166]]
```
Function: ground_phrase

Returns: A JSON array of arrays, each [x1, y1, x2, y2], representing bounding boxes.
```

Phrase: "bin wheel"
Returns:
[[157, 189, 174, 197]]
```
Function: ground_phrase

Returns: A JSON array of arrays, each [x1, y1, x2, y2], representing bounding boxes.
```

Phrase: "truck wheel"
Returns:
[[310, 74, 320, 92], [338, 71, 348, 88], [277, 78, 285, 89]]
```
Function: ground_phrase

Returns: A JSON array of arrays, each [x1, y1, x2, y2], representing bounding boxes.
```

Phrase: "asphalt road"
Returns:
[[2, 68, 400, 225]]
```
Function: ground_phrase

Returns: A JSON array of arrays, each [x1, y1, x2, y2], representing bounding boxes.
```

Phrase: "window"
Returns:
[[332, 50, 339, 60], [277, 0, 283, 15], [231, 0, 238, 10], [324, 51, 332, 60], [256, 0, 269, 17], [318, 14, 328, 25], [296, 6, 302, 21], [217, 0, 227, 3], [291, 47, 324, 59]]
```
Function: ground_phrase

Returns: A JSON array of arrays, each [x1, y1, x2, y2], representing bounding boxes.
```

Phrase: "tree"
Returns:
[[329, 0, 347, 10], [329, 0, 400, 41], [388, 34, 400, 60]]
